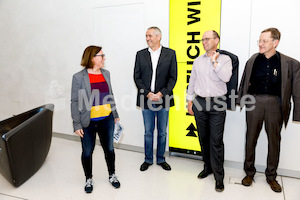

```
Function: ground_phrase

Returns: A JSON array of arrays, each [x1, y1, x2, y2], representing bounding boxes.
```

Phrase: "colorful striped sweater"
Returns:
[[88, 73, 112, 121]]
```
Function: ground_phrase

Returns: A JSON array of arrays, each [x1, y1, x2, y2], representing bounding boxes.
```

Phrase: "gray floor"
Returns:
[[0, 137, 299, 200]]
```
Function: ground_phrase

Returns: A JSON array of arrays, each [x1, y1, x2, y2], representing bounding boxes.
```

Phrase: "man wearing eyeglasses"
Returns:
[[237, 28, 300, 192], [187, 30, 232, 192]]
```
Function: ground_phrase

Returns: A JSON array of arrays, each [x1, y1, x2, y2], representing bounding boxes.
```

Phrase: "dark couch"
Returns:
[[0, 104, 54, 187]]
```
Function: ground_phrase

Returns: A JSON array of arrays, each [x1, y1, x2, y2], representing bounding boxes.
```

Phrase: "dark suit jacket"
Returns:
[[237, 52, 300, 126], [134, 47, 177, 109], [218, 49, 239, 110]]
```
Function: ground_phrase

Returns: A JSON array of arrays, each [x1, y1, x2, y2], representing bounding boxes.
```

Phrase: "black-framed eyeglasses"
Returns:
[[94, 54, 105, 58]]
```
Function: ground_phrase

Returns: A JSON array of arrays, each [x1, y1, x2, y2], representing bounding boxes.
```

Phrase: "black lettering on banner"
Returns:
[[187, 70, 192, 84], [186, 1, 201, 116], [187, 1, 201, 25], [187, 46, 200, 59], [187, 32, 201, 59], [188, 1, 201, 6], [187, 32, 200, 43]]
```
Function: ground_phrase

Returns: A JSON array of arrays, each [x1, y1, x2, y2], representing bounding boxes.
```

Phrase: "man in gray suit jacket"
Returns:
[[134, 27, 177, 171], [237, 28, 300, 193]]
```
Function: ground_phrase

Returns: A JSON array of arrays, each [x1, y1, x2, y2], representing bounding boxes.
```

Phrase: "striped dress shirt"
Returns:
[[187, 53, 232, 101]]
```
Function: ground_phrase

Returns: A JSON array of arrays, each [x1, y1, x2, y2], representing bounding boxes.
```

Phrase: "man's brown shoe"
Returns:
[[267, 179, 282, 193], [242, 175, 253, 186]]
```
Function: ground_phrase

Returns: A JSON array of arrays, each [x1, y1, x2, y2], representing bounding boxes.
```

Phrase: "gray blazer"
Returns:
[[237, 52, 300, 126], [71, 68, 119, 132]]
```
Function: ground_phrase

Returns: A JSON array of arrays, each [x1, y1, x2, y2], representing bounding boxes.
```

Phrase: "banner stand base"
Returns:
[[169, 147, 202, 160]]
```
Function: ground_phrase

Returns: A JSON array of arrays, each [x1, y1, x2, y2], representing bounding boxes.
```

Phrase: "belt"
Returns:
[[196, 95, 226, 101], [196, 96, 214, 101]]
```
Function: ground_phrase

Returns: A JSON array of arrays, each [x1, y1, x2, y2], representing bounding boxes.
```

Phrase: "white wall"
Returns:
[[0, 0, 299, 176], [220, 0, 300, 175]]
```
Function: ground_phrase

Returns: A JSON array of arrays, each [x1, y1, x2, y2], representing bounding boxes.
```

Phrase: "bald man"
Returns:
[[187, 30, 232, 192]]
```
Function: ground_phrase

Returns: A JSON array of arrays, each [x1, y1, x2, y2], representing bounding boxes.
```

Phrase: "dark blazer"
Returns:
[[134, 47, 177, 109], [71, 68, 119, 132], [218, 49, 239, 110], [237, 52, 300, 126]]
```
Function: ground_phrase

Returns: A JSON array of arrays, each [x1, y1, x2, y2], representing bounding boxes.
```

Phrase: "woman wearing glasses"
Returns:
[[71, 45, 120, 193]]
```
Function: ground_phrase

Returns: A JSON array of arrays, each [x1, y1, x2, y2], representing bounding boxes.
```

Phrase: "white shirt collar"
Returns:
[[148, 45, 162, 54]]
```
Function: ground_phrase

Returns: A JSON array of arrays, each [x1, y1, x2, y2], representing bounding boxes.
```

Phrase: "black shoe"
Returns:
[[215, 180, 224, 192], [84, 178, 93, 193], [140, 162, 152, 171], [197, 169, 212, 179], [157, 162, 171, 171]]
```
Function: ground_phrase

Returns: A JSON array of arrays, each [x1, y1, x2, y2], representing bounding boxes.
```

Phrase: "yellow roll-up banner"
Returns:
[[169, 0, 222, 155]]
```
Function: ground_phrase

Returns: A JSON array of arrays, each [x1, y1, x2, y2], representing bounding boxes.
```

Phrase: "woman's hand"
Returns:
[[75, 129, 84, 138], [114, 118, 120, 124]]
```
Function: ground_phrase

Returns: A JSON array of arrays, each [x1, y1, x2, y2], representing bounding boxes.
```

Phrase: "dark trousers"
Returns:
[[81, 114, 115, 179], [193, 96, 226, 181], [245, 95, 283, 180]]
